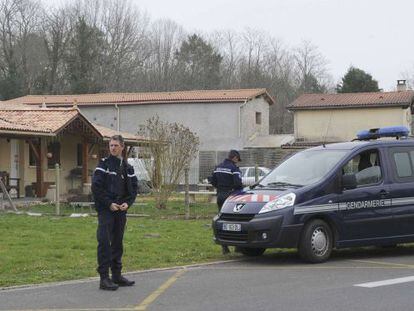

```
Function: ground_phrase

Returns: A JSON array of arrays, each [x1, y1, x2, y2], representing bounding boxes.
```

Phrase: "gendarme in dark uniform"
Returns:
[[92, 135, 138, 291], [211, 150, 243, 254]]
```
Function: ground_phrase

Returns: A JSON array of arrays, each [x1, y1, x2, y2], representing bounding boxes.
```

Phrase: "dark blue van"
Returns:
[[212, 126, 414, 262]]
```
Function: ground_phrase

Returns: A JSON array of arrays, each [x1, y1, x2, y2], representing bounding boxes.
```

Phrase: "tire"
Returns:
[[299, 219, 333, 263], [239, 247, 266, 257]]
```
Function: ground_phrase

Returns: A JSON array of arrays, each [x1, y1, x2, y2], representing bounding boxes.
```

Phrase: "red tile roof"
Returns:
[[0, 107, 148, 144], [4, 89, 274, 106], [288, 91, 414, 110], [0, 108, 79, 134]]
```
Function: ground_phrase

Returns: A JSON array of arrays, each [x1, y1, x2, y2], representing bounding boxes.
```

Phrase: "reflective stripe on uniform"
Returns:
[[94, 167, 117, 175]]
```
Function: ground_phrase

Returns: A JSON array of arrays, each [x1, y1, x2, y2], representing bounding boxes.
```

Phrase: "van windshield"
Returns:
[[260, 149, 348, 187]]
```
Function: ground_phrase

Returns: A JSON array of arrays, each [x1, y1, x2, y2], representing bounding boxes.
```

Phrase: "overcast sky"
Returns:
[[133, 0, 414, 91]]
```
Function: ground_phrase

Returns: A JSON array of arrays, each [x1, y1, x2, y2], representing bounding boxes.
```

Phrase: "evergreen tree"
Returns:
[[337, 66, 379, 93], [175, 34, 222, 90]]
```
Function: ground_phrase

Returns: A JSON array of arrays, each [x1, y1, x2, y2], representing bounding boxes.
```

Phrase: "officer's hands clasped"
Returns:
[[110, 203, 129, 211]]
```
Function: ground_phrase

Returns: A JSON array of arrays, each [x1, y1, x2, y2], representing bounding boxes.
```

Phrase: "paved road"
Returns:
[[2, 247, 414, 311]]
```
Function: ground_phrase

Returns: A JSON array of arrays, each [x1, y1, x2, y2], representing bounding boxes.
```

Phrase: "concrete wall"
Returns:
[[240, 97, 269, 142], [78, 97, 270, 183], [294, 107, 411, 142], [79, 97, 270, 152]]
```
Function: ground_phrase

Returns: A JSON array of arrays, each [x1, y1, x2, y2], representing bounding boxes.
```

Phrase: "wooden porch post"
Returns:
[[36, 138, 45, 197], [82, 140, 89, 183]]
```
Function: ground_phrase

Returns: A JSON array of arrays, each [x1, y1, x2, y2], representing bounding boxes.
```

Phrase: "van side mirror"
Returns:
[[342, 174, 357, 190]]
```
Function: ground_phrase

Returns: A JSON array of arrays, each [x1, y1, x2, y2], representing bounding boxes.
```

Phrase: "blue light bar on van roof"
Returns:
[[356, 126, 409, 140]]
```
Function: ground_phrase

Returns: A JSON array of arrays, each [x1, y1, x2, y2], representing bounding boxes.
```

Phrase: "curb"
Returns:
[[0, 258, 243, 292]]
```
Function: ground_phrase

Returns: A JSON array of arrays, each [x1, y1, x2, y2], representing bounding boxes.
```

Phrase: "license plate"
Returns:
[[222, 223, 241, 232]]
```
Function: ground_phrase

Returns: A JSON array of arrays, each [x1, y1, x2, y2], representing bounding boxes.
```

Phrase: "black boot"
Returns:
[[222, 245, 230, 255], [100, 277, 119, 291], [112, 274, 135, 287]]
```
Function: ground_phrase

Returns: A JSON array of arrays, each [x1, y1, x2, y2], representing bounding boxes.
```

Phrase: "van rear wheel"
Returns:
[[239, 247, 266, 257], [299, 219, 333, 263]]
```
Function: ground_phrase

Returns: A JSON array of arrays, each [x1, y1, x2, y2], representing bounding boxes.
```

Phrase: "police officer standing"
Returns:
[[211, 150, 243, 254], [92, 135, 138, 291]]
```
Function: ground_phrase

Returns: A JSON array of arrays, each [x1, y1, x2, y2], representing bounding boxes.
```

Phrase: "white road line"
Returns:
[[355, 276, 414, 288]]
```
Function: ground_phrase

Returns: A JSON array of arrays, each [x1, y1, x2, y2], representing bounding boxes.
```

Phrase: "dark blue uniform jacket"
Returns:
[[92, 155, 138, 212], [211, 158, 243, 192]]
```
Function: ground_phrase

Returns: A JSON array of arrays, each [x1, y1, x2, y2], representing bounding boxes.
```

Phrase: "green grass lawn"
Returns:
[[0, 199, 236, 287]]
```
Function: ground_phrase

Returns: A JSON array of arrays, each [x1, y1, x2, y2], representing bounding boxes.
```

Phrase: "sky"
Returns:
[[134, 0, 414, 91]]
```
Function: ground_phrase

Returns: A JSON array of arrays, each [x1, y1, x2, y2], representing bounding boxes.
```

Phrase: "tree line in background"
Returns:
[[0, 0, 381, 133]]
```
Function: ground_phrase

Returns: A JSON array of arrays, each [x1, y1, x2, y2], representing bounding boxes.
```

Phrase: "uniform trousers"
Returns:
[[96, 210, 126, 277]]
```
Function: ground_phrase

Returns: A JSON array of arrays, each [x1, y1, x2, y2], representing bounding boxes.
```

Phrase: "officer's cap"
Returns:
[[228, 149, 242, 161]]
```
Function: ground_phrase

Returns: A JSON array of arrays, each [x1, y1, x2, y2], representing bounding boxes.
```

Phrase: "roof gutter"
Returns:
[[0, 130, 56, 137], [239, 99, 248, 137]]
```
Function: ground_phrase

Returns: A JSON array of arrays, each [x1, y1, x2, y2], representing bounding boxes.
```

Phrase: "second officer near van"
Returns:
[[211, 149, 243, 254]]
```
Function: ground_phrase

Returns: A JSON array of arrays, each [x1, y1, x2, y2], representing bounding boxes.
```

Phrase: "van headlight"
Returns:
[[259, 193, 296, 214]]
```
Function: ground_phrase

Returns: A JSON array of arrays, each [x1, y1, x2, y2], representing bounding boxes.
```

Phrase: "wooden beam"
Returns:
[[82, 140, 89, 183], [88, 143, 96, 157], [36, 138, 45, 197], [28, 140, 39, 160]]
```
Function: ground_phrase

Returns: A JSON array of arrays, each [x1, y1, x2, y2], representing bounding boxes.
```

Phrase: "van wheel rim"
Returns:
[[311, 227, 328, 256]]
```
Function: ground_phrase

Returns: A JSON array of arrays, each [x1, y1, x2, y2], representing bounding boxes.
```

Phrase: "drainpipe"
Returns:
[[115, 104, 120, 132], [239, 99, 248, 138]]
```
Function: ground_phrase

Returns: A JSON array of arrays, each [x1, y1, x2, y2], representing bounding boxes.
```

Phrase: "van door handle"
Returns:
[[379, 190, 389, 198]]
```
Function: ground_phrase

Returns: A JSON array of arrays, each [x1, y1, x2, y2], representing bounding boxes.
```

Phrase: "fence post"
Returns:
[[184, 167, 190, 220], [55, 163, 60, 216]]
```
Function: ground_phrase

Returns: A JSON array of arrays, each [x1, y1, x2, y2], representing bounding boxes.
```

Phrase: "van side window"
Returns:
[[387, 147, 414, 181], [342, 149, 382, 186], [394, 153, 412, 177]]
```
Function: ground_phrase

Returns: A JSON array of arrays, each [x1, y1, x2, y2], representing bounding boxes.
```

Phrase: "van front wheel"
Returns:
[[299, 219, 333, 263]]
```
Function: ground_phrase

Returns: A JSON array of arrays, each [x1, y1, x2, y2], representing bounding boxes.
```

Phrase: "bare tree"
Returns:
[[143, 116, 199, 209], [146, 18, 185, 91], [40, 4, 72, 93], [98, 0, 151, 91], [238, 28, 270, 87], [0, 0, 43, 98], [209, 29, 242, 88], [293, 40, 331, 93]]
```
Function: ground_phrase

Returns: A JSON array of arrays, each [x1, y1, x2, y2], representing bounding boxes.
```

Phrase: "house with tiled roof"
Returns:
[[6, 89, 275, 182], [288, 83, 414, 143], [0, 105, 148, 198]]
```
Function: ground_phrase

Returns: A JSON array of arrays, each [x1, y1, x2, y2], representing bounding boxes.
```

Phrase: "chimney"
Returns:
[[397, 80, 407, 92]]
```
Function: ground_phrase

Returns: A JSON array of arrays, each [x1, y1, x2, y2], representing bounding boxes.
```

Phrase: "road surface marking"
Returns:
[[355, 275, 414, 288], [135, 269, 186, 310], [350, 259, 414, 268]]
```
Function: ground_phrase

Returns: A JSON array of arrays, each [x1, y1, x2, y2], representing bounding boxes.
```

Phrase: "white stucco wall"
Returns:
[[79, 97, 270, 152], [240, 97, 270, 142], [77, 97, 270, 183], [294, 107, 411, 142]]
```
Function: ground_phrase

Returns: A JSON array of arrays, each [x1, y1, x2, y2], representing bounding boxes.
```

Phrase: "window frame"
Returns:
[[341, 148, 384, 188], [388, 146, 414, 183], [255, 111, 262, 125]]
